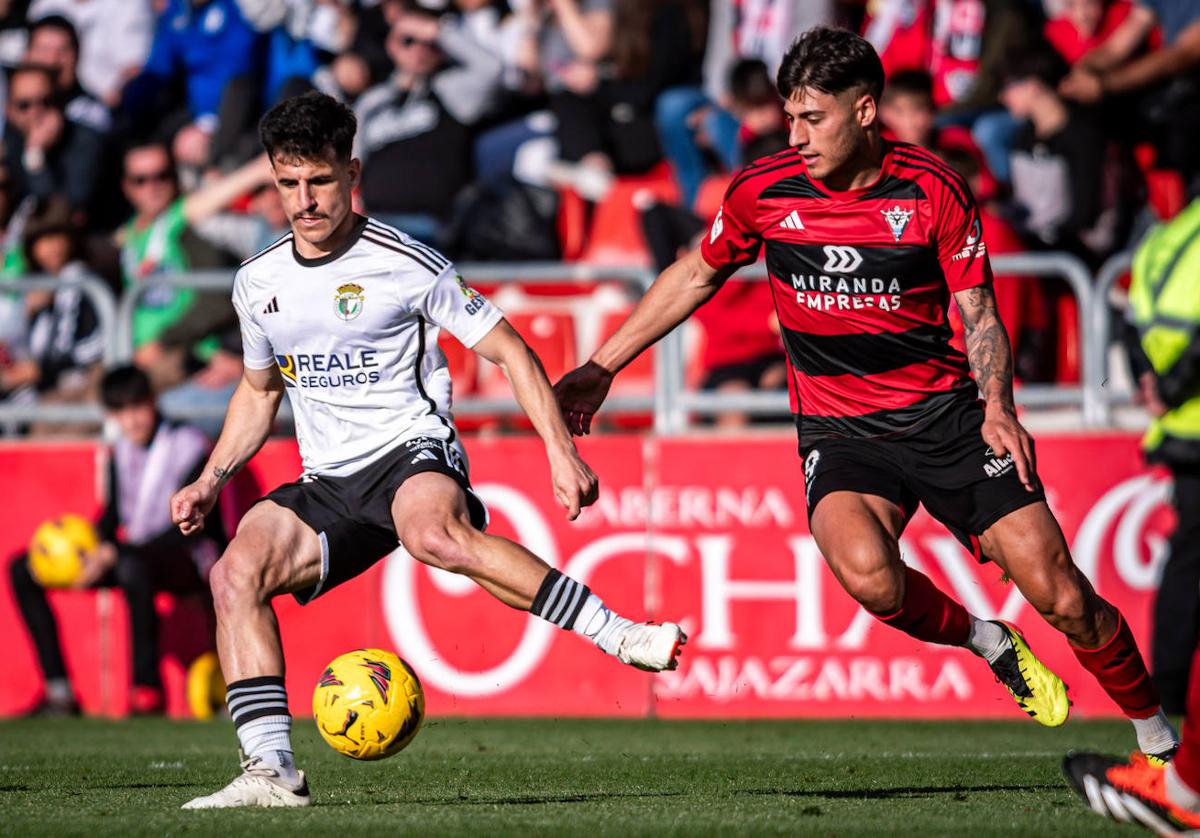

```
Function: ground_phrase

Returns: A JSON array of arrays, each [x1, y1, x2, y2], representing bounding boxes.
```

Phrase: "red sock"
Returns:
[[1070, 611, 1161, 719], [873, 566, 971, 646], [1170, 644, 1200, 790]]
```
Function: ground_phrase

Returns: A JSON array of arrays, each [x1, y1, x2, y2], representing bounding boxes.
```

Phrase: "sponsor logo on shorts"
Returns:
[[803, 449, 820, 503], [983, 447, 1014, 478]]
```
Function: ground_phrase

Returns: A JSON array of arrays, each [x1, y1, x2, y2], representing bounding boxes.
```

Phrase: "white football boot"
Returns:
[[613, 622, 687, 672], [182, 756, 311, 809]]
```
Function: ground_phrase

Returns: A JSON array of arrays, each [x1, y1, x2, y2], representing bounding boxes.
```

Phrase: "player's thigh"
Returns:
[[809, 491, 909, 611], [216, 500, 324, 598], [391, 471, 479, 565], [979, 501, 1094, 618]]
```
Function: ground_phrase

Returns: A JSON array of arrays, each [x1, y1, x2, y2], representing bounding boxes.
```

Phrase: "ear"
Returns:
[[858, 93, 878, 130], [347, 158, 362, 190]]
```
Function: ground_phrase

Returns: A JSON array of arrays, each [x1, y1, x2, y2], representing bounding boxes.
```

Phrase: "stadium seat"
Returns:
[[1135, 143, 1187, 220], [577, 162, 681, 266], [598, 308, 654, 429], [1055, 293, 1080, 384], [438, 332, 478, 396], [693, 174, 732, 222], [479, 312, 577, 431]]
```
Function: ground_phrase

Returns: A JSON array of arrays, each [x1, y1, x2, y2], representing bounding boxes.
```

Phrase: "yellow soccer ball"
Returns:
[[28, 514, 98, 588], [312, 648, 424, 760]]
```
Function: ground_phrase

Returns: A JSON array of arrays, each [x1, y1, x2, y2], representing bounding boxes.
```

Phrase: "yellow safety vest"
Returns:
[[1130, 198, 1200, 460]]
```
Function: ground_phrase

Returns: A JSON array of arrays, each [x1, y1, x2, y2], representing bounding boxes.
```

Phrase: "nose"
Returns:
[[297, 182, 317, 210], [789, 120, 808, 149]]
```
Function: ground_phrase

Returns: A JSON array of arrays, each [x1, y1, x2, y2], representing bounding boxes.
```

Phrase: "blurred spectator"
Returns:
[[999, 49, 1114, 258], [121, 0, 263, 170], [0, 196, 104, 415], [118, 142, 271, 389], [656, 0, 835, 208], [8, 364, 224, 716], [726, 58, 788, 163], [25, 15, 110, 135], [28, 0, 154, 107], [1123, 196, 1200, 712], [1045, 0, 1160, 65], [639, 199, 785, 428], [2, 63, 104, 217], [879, 69, 937, 147], [1060, 0, 1200, 189], [354, 0, 502, 243], [940, 143, 1053, 383]]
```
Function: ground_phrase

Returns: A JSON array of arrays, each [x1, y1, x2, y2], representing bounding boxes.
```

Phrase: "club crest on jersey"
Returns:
[[881, 205, 914, 242], [335, 282, 365, 321]]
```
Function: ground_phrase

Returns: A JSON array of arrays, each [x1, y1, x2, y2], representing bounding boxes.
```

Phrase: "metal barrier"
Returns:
[[0, 274, 120, 427], [0, 253, 1120, 433], [1092, 250, 1136, 427], [660, 251, 1102, 432]]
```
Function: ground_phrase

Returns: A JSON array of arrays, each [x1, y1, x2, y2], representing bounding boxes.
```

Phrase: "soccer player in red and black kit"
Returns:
[[556, 27, 1178, 760]]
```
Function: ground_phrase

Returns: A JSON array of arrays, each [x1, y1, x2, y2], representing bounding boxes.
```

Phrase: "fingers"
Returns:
[[567, 493, 581, 521]]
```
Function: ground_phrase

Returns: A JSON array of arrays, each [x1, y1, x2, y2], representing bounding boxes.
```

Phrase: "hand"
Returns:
[[173, 123, 212, 167], [171, 478, 220, 535], [25, 109, 63, 151], [549, 446, 599, 520], [1060, 68, 1104, 103], [558, 61, 598, 94], [1136, 371, 1168, 418], [981, 405, 1038, 492], [554, 361, 614, 436], [74, 542, 117, 588]]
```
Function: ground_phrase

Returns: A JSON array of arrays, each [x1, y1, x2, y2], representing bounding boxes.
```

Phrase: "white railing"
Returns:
[[0, 253, 1129, 432]]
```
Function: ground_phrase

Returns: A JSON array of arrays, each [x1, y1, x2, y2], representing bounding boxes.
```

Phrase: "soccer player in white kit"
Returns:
[[170, 92, 686, 809]]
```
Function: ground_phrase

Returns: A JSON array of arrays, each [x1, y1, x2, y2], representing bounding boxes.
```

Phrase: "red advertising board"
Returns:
[[0, 431, 1174, 721]]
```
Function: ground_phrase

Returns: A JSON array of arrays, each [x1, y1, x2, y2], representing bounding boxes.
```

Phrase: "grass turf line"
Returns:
[[0, 717, 1140, 836]]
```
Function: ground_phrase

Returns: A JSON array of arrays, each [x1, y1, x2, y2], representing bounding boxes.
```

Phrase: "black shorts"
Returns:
[[261, 438, 489, 605], [800, 398, 1046, 561]]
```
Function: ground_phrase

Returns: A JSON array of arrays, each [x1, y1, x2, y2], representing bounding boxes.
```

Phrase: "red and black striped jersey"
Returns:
[[699, 141, 991, 441]]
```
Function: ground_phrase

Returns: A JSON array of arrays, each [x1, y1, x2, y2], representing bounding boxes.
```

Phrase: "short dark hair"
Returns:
[[729, 59, 777, 107], [100, 365, 154, 410], [1000, 48, 1069, 90], [776, 27, 885, 103], [28, 15, 80, 56], [882, 70, 934, 104], [259, 91, 357, 164]]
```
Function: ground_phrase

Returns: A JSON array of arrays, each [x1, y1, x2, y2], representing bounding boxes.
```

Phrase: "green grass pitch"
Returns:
[[0, 717, 1145, 836]]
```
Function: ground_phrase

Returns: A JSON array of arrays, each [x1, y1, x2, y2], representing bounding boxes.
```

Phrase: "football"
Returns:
[[312, 648, 424, 760], [28, 514, 98, 588]]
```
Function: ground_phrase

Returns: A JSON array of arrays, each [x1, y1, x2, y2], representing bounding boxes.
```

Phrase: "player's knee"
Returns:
[[403, 520, 481, 576], [842, 565, 903, 613], [209, 546, 269, 613]]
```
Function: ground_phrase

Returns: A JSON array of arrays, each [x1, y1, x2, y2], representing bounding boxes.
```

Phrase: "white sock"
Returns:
[[1131, 709, 1179, 756], [573, 593, 634, 657], [1167, 763, 1200, 812], [966, 617, 1010, 664], [237, 715, 299, 784]]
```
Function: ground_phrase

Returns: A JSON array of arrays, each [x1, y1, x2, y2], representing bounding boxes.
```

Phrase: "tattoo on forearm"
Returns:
[[212, 465, 237, 482], [957, 286, 1014, 405]]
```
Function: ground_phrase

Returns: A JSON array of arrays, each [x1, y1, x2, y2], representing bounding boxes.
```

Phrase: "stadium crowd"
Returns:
[[0, 0, 1196, 430]]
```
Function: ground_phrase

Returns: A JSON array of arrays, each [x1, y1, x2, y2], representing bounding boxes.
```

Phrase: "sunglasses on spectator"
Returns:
[[125, 170, 173, 186], [12, 96, 53, 112], [397, 34, 437, 48]]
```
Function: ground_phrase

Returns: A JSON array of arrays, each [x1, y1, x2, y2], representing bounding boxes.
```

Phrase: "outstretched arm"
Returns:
[[472, 320, 598, 520], [556, 247, 734, 434], [955, 283, 1037, 492], [171, 364, 285, 534]]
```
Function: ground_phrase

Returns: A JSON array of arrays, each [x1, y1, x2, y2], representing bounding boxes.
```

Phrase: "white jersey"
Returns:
[[232, 216, 503, 477]]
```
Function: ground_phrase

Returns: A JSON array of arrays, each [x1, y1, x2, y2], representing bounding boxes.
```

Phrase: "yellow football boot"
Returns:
[[988, 621, 1070, 727]]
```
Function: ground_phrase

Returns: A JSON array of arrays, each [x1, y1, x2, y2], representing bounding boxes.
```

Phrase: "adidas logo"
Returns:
[[779, 210, 805, 231], [263, 296, 280, 314], [409, 450, 438, 465]]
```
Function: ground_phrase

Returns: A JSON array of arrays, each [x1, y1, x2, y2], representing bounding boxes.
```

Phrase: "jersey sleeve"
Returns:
[[699, 172, 763, 270], [416, 264, 504, 349], [934, 178, 993, 293], [231, 268, 275, 369]]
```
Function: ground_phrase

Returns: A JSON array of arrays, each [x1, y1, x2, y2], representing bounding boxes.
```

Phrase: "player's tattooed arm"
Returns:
[[955, 284, 1014, 410], [955, 284, 1038, 491]]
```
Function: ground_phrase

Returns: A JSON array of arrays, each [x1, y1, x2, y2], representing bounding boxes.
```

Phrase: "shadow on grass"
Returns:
[[738, 783, 1062, 800]]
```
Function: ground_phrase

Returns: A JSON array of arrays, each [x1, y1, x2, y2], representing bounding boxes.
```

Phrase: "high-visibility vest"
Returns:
[[1130, 198, 1200, 462]]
